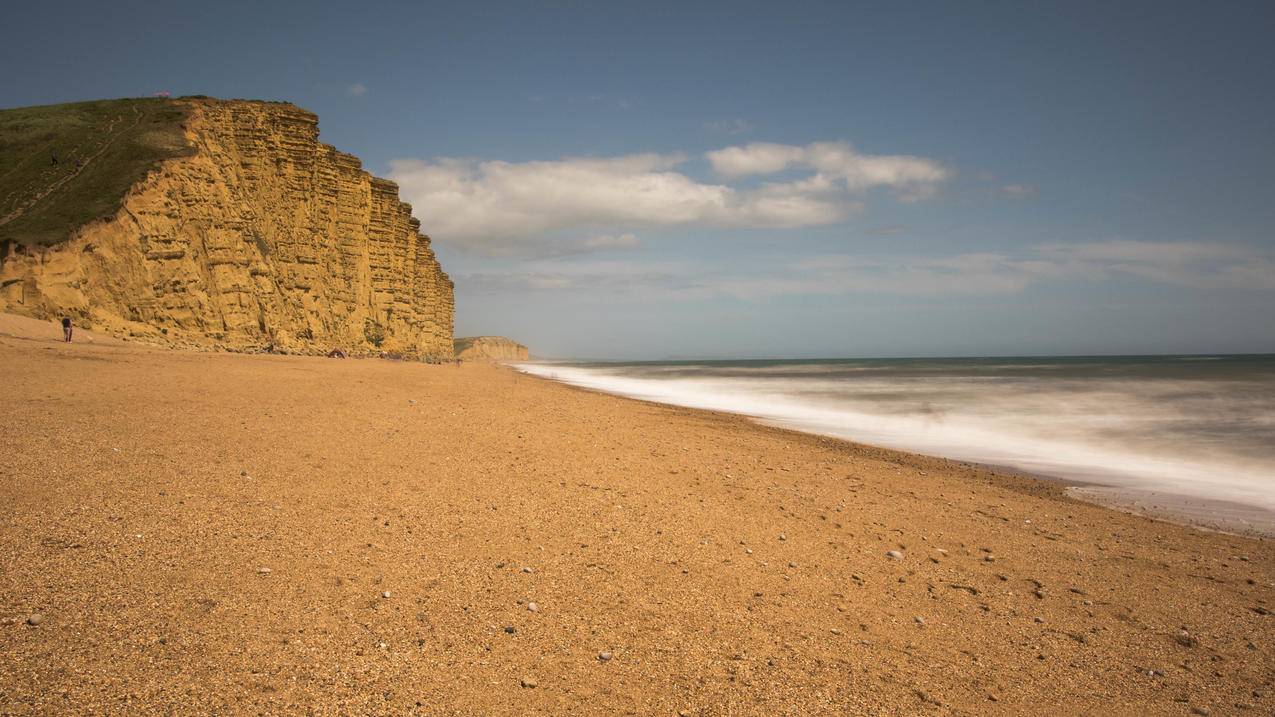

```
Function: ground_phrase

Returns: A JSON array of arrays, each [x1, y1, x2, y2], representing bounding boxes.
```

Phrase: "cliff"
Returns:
[[454, 336, 529, 361], [0, 98, 453, 356]]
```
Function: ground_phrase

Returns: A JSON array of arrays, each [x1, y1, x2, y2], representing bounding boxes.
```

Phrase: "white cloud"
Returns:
[[459, 241, 1275, 298], [705, 142, 805, 176], [390, 140, 947, 256], [706, 141, 951, 192], [346, 83, 367, 97], [999, 183, 1037, 198], [1037, 240, 1275, 290], [391, 154, 842, 255], [581, 233, 640, 251]]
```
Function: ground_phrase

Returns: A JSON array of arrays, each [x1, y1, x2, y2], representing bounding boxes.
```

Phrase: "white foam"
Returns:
[[514, 362, 1275, 514]]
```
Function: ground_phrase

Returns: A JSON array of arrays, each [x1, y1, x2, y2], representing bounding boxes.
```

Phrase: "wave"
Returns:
[[514, 358, 1275, 515]]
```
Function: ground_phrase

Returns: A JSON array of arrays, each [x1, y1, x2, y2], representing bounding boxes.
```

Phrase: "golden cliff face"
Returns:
[[0, 99, 454, 356], [454, 336, 529, 361]]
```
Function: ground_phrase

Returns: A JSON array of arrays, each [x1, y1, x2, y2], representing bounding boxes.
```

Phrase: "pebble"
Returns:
[[745, 548, 753, 555], [598, 650, 612, 661], [522, 566, 534, 574], [983, 555, 996, 562], [886, 550, 903, 560], [520, 677, 537, 689], [778, 533, 786, 541], [914, 616, 926, 626], [527, 602, 539, 613], [381, 591, 392, 599], [26, 613, 44, 626], [788, 561, 798, 568], [1190, 708, 1211, 716], [503, 626, 516, 634], [256, 567, 272, 575]]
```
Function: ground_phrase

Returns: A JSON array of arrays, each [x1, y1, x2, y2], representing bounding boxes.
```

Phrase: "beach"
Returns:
[[1, 321, 1272, 715]]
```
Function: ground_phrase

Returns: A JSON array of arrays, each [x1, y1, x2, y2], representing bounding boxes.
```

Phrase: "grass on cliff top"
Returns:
[[0, 98, 193, 248], [454, 336, 526, 354]]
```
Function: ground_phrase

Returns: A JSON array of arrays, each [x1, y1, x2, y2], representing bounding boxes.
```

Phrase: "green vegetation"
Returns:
[[364, 319, 386, 347], [453, 336, 481, 354], [0, 98, 193, 247]]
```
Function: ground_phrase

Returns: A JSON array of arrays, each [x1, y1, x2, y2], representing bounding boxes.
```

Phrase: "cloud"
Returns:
[[778, 241, 1275, 296], [999, 183, 1037, 198], [459, 241, 1275, 299], [864, 224, 908, 237], [706, 142, 805, 176], [1037, 240, 1275, 290], [387, 156, 836, 255], [706, 141, 951, 192], [346, 83, 367, 97], [390, 140, 947, 256], [581, 233, 640, 251]]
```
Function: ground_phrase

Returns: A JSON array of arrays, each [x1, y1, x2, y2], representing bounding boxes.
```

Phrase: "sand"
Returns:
[[0, 320, 1271, 715]]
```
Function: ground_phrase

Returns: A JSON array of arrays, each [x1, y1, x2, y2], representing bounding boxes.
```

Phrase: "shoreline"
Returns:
[[2, 330, 1272, 714], [512, 363, 1275, 540]]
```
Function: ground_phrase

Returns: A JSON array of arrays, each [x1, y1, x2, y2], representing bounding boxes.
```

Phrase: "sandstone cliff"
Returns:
[[0, 98, 453, 356], [454, 336, 529, 361]]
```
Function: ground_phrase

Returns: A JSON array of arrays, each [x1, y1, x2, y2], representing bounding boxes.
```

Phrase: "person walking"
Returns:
[[61, 317, 72, 343]]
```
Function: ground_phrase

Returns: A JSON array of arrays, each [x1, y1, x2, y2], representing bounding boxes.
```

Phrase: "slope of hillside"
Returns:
[[0, 98, 192, 248], [455, 335, 529, 361], [0, 97, 454, 357]]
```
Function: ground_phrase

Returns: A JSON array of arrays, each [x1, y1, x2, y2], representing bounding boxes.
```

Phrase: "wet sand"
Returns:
[[0, 322, 1272, 715]]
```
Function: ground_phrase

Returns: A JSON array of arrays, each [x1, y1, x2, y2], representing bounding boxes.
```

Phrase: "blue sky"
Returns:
[[4, 1, 1273, 358]]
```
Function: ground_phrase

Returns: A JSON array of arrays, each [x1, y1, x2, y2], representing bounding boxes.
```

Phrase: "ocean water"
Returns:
[[515, 355, 1275, 524]]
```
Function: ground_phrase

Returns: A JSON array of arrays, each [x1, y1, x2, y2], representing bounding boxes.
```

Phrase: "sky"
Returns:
[[3, 1, 1274, 358]]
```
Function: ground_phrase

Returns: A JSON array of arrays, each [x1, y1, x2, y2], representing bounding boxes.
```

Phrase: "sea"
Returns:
[[515, 355, 1275, 533]]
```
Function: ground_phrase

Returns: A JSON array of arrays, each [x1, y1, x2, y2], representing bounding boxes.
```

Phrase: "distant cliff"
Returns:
[[0, 97, 453, 356], [454, 336, 529, 361]]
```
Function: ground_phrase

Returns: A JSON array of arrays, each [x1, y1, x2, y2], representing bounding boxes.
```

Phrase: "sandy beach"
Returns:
[[1, 320, 1272, 715]]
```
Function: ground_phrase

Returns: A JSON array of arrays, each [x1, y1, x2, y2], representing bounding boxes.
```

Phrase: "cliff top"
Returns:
[[0, 96, 318, 249], [454, 336, 528, 349]]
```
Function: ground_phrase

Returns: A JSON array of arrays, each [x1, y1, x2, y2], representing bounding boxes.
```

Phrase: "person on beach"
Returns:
[[61, 317, 72, 343]]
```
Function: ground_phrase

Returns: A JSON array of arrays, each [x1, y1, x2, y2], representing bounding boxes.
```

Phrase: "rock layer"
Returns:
[[454, 336, 529, 361], [0, 99, 453, 356]]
